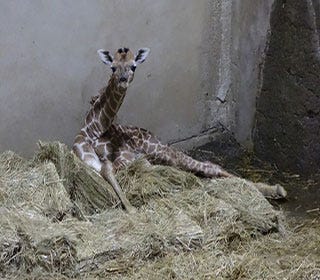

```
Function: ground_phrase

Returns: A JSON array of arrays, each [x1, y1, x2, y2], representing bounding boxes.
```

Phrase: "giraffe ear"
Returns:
[[97, 49, 113, 65], [135, 48, 150, 64]]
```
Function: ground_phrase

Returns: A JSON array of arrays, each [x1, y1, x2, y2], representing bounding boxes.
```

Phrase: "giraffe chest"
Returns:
[[91, 135, 131, 162], [91, 138, 113, 161], [92, 127, 138, 158]]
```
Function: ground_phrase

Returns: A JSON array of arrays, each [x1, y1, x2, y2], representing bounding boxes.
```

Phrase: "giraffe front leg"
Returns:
[[73, 141, 134, 212], [100, 160, 135, 213]]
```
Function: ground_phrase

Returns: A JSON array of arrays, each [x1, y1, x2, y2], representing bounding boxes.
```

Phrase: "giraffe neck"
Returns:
[[83, 75, 127, 139]]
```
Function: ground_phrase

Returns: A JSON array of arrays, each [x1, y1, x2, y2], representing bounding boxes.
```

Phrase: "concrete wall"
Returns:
[[254, 0, 320, 175], [230, 0, 274, 147], [172, 0, 274, 151], [0, 0, 273, 156]]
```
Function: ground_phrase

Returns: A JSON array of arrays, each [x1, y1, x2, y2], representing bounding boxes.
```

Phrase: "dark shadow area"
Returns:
[[253, 0, 320, 176], [190, 127, 320, 222]]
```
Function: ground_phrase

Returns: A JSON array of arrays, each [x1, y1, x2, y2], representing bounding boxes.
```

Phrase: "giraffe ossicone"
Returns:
[[73, 47, 286, 212]]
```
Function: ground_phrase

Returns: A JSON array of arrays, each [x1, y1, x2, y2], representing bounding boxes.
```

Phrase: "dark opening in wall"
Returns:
[[254, 0, 320, 176]]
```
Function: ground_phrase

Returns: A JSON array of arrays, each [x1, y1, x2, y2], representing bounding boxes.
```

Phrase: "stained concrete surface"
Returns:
[[0, 1, 215, 156], [254, 0, 320, 175], [203, 0, 274, 149], [230, 0, 275, 148]]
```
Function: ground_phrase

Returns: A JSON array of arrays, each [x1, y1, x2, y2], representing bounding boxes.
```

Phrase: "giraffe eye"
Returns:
[[130, 65, 136, 72], [111, 66, 116, 72]]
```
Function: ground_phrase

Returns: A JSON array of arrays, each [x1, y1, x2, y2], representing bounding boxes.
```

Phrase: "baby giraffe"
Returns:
[[73, 47, 284, 212]]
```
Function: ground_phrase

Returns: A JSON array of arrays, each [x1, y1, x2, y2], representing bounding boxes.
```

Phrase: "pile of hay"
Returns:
[[0, 142, 319, 279]]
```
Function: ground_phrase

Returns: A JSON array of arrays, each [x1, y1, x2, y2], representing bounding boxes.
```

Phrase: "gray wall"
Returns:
[[230, 0, 274, 147], [0, 0, 273, 156], [254, 0, 320, 175]]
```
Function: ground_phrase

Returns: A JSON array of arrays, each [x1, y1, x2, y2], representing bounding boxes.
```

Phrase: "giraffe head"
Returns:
[[97, 47, 150, 89]]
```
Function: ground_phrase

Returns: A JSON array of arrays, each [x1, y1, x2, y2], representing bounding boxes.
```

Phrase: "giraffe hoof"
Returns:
[[275, 184, 287, 199]]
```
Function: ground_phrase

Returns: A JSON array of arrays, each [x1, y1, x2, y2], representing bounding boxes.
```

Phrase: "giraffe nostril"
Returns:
[[119, 77, 127, 82]]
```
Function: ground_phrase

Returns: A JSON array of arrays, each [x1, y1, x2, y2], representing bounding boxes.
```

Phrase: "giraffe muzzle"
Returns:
[[119, 78, 129, 89]]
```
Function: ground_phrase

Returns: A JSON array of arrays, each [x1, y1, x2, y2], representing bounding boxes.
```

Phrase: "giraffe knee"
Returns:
[[113, 157, 132, 170], [83, 155, 102, 172]]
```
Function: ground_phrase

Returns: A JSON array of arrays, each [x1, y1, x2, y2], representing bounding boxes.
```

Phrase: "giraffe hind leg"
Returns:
[[121, 127, 286, 198], [254, 182, 287, 199], [121, 126, 232, 178]]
